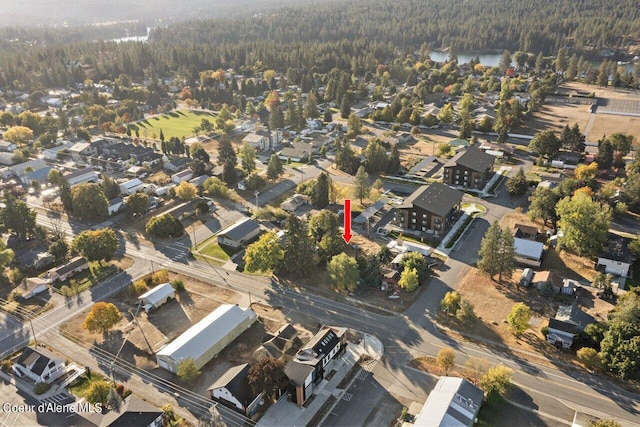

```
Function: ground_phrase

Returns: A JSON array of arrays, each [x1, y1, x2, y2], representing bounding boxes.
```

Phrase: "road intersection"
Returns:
[[2, 172, 640, 426]]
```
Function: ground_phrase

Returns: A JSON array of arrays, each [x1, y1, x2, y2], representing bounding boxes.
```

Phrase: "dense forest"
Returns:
[[0, 0, 315, 27], [151, 0, 640, 55], [0, 0, 639, 91]]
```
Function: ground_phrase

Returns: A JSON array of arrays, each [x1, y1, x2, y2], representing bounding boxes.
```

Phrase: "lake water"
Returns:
[[428, 51, 502, 67], [427, 50, 636, 73], [110, 27, 151, 43]]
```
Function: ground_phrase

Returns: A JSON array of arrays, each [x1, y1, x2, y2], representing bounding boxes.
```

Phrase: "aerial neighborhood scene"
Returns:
[[1, 0, 640, 426]]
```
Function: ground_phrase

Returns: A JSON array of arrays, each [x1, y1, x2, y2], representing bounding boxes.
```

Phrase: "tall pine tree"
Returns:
[[283, 215, 316, 277], [478, 221, 515, 283]]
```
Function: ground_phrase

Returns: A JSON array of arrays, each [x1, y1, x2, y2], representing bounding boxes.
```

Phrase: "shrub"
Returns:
[[171, 279, 185, 292], [0, 359, 12, 373], [541, 326, 549, 337], [34, 382, 51, 395], [151, 269, 169, 285], [131, 280, 148, 296]]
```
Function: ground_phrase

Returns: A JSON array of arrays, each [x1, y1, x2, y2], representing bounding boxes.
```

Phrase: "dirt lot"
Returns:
[[589, 113, 640, 143], [451, 267, 615, 367], [524, 103, 592, 136], [449, 212, 616, 365]]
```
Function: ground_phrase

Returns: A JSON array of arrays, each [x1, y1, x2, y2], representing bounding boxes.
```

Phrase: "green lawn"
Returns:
[[195, 237, 240, 261], [68, 372, 110, 399], [130, 110, 217, 141]]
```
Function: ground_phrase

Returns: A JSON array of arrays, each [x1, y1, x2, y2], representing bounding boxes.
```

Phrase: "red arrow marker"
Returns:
[[342, 199, 352, 244]]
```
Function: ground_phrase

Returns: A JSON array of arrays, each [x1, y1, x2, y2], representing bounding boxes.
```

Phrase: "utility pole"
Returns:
[[28, 316, 37, 347], [129, 309, 154, 354]]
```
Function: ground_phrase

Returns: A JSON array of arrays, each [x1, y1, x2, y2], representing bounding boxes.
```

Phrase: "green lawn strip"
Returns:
[[129, 110, 217, 141], [195, 236, 241, 262], [68, 372, 110, 399]]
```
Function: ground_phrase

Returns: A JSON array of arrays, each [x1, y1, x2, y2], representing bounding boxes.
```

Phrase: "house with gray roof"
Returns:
[[285, 325, 347, 406], [443, 146, 495, 189], [74, 394, 163, 427], [13, 346, 66, 384], [207, 363, 265, 417], [20, 165, 54, 186], [394, 183, 463, 237], [216, 217, 262, 248], [547, 304, 595, 349]]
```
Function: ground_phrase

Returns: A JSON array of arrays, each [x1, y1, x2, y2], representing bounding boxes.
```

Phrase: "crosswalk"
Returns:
[[356, 359, 378, 381], [39, 391, 74, 405]]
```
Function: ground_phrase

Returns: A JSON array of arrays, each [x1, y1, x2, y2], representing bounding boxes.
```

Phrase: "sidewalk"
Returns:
[[436, 203, 483, 256], [257, 332, 383, 427]]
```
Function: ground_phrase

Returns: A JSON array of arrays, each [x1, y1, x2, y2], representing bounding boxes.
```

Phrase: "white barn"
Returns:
[[137, 283, 175, 313], [119, 178, 144, 195], [156, 304, 257, 373]]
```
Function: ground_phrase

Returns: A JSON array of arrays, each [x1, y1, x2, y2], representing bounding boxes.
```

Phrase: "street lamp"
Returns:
[[254, 191, 260, 208]]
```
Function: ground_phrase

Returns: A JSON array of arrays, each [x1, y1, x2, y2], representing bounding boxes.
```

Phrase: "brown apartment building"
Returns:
[[443, 146, 495, 189], [394, 183, 464, 237]]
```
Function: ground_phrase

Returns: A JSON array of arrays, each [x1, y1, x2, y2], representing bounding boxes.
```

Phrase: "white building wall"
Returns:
[[212, 388, 243, 411], [597, 258, 630, 277]]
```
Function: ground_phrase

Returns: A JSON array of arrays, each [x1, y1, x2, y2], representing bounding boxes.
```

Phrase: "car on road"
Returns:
[[376, 227, 390, 236]]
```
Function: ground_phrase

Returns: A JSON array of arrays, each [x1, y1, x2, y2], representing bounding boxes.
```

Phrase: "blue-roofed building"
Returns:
[[20, 165, 54, 186]]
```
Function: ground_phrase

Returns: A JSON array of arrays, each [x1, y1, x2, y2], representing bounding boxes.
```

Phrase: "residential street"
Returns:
[[2, 162, 640, 426]]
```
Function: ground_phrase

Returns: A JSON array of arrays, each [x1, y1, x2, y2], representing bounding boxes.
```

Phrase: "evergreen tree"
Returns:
[[387, 145, 401, 174], [266, 154, 283, 181], [353, 166, 371, 204], [340, 94, 351, 119], [217, 135, 237, 184], [314, 172, 331, 208], [506, 167, 528, 197], [477, 221, 516, 283], [283, 215, 316, 277], [269, 105, 284, 129]]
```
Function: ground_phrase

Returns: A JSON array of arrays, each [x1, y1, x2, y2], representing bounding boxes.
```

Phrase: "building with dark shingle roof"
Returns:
[[285, 325, 347, 406], [13, 346, 66, 384], [443, 146, 495, 189], [44, 256, 88, 283], [207, 363, 265, 417], [394, 183, 463, 237], [216, 217, 262, 248], [74, 394, 163, 427]]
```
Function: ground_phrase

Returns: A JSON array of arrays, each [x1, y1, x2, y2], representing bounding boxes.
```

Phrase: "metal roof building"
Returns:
[[414, 376, 484, 427], [156, 304, 257, 373], [137, 282, 175, 313]]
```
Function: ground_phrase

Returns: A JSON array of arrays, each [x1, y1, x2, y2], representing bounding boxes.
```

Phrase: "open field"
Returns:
[[130, 110, 217, 141], [589, 114, 640, 143], [523, 103, 592, 136]]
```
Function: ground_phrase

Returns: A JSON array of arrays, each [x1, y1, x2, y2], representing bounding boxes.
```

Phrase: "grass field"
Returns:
[[130, 110, 217, 141]]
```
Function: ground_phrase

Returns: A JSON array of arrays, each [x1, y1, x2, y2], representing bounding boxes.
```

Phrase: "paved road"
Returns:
[[5, 158, 640, 426]]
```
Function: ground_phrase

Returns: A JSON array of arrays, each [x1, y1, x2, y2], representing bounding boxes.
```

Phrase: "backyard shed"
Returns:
[[156, 304, 257, 373], [137, 282, 175, 313]]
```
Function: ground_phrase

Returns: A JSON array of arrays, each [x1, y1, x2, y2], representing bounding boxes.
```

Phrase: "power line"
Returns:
[[0, 298, 255, 427]]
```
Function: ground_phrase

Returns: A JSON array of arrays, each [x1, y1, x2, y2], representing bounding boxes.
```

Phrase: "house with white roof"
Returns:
[[137, 283, 175, 313], [119, 178, 144, 195], [414, 376, 484, 427]]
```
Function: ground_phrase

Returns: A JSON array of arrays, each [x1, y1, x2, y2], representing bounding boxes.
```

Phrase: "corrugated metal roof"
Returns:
[[157, 304, 256, 362], [138, 283, 175, 306]]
